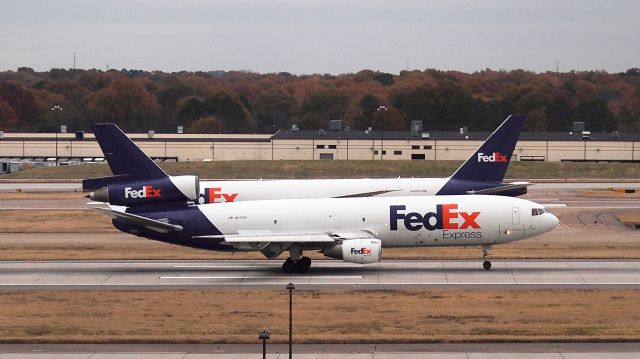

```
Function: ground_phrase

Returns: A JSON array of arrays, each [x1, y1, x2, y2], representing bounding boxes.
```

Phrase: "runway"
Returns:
[[0, 260, 638, 290], [0, 343, 639, 358]]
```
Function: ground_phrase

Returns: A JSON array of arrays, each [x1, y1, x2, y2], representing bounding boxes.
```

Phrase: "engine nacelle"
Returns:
[[322, 238, 382, 264], [89, 175, 199, 207]]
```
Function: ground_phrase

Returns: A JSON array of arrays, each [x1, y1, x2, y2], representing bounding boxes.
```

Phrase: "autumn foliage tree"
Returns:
[[187, 116, 226, 133], [178, 89, 255, 133], [0, 67, 638, 133], [0, 82, 44, 130], [0, 96, 18, 130], [87, 78, 161, 131]]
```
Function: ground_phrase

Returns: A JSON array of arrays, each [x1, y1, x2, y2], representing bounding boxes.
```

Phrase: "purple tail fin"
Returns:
[[449, 114, 525, 183], [83, 124, 168, 191]]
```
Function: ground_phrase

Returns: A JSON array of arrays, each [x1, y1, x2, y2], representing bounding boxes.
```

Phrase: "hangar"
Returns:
[[0, 128, 638, 171]]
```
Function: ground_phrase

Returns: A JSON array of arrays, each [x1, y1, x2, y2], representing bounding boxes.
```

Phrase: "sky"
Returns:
[[0, 0, 638, 75]]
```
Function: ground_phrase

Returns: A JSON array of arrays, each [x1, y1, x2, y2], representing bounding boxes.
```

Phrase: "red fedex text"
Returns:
[[204, 187, 239, 203]]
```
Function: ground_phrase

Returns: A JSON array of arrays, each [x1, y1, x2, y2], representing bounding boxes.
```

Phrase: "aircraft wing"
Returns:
[[465, 181, 530, 195], [194, 229, 376, 244], [334, 189, 399, 198], [94, 207, 183, 233]]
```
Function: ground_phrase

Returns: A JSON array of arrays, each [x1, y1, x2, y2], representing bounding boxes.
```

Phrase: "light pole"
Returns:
[[258, 330, 270, 359], [376, 105, 388, 160], [51, 105, 63, 160], [286, 282, 295, 359]]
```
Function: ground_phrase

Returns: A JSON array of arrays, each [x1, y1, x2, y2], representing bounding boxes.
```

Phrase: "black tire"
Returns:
[[282, 258, 295, 273], [295, 257, 312, 273], [483, 260, 492, 270]]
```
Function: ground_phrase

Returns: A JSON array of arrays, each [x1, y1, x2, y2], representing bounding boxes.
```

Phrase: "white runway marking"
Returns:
[[172, 265, 280, 268], [160, 275, 365, 279]]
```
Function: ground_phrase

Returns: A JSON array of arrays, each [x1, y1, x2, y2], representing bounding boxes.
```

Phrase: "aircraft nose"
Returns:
[[547, 212, 560, 229]]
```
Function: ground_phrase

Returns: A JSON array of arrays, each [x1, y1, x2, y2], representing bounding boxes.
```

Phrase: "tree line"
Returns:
[[0, 67, 638, 134]]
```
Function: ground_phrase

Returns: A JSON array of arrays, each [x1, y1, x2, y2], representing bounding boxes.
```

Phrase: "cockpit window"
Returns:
[[531, 208, 544, 216]]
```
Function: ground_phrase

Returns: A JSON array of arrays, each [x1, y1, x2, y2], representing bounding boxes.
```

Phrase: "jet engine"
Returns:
[[322, 238, 382, 264], [88, 175, 199, 207]]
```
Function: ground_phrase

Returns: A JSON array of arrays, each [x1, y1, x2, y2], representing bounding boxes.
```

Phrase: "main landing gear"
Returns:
[[281, 245, 312, 273], [282, 256, 312, 273], [482, 245, 492, 270]]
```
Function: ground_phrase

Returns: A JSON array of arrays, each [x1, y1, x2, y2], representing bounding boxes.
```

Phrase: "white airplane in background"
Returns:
[[84, 115, 530, 204], [97, 194, 558, 272]]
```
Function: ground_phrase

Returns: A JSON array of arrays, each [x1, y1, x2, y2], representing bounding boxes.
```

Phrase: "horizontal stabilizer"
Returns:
[[94, 207, 183, 233], [465, 181, 530, 195], [82, 174, 132, 192]]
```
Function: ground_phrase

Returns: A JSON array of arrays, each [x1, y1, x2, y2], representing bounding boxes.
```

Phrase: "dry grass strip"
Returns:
[[0, 289, 637, 343], [0, 192, 85, 200], [0, 210, 115, 233], [3, 160, 640, 180]]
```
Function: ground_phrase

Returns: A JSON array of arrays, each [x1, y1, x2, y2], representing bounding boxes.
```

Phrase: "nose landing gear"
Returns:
[[482, 245, 492, 270]]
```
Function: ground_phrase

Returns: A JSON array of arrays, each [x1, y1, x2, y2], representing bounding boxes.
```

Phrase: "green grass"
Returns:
[[1, 160, 639, 180]]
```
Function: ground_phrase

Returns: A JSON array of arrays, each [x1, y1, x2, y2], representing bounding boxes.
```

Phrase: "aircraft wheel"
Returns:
[[282, 258, 295, 273], [483, 260, 492, 270], [295, 256, 312, 273]]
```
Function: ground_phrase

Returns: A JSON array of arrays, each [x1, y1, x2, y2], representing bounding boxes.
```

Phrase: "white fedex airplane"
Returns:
[[98, 194, 558, 272], [84, 115, 529, 204]]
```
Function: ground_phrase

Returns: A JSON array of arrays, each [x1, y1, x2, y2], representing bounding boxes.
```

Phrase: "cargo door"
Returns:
[[512, 207, 520, 225]]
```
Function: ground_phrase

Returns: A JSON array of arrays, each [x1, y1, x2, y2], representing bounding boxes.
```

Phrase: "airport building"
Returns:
[[0, 128, 639, 173]]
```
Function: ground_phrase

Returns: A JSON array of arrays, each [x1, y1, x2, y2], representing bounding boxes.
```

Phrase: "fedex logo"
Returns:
[[351, 247, 372, 255], [124, 186, 161, 199], [199, 187, 238, 204], [477, 151, 508, 163], [390, 204, 480, 231]]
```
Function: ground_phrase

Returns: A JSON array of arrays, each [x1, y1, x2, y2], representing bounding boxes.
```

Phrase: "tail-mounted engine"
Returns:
[[322, 238, 382, 264], [88, 175, 199, 207]]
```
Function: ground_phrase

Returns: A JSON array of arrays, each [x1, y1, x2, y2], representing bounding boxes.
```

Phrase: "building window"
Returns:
[[394, 150, 402, 155], [316, 144, 325, 149], [423, 145, 432, 150], [411, 145, 420, 149], [374, 150, 379, 155], [411, 154, 426, 160], [328, 144, 337, 149], [319, 153, 334, 160]]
